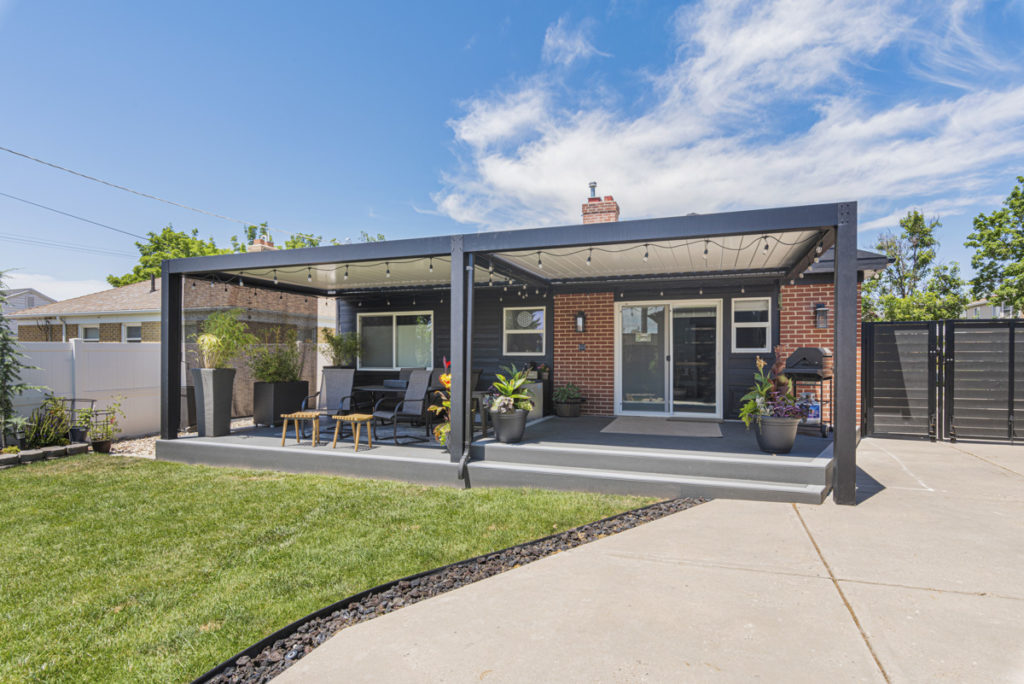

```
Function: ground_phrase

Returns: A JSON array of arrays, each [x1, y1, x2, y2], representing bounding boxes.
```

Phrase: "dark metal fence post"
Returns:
[[833, 202, 858, 505], [160, 266, 182, 440]]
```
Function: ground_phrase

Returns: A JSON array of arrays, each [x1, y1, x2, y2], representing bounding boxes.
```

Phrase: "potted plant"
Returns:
[[739, 354, 806, 454], [552, 383, 584, 418], [192, 309, 257, 437], [489, 364, 534, 444], [248, 327, 308, 427], [320, 328, 362, 368], [80, 399, 125, 453]]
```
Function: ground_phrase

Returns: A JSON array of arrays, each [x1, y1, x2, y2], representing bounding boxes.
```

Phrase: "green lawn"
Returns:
[[0, 454, 653, 683]]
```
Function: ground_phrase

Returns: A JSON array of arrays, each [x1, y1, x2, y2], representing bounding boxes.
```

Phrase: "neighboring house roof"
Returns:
[[11, 279, 160, 318]]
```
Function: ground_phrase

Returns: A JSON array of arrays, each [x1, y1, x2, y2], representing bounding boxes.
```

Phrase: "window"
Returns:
[[356, 312, 433, 370], [125, 325, 142, 343], [503, 306, 545, 356], [731, 297, 771, 353], [82, 326, 100, 342]]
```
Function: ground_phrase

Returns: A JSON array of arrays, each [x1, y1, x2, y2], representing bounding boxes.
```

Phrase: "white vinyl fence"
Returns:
[[15, 340, 160, 438]]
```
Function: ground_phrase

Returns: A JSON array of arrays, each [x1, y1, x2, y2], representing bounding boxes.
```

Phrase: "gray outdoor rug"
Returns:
[[600, 416, 723, 438]]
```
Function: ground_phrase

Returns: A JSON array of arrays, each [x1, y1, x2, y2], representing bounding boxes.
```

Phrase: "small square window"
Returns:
[[732, 297, 771, 353], [126, 325, 142, 343]]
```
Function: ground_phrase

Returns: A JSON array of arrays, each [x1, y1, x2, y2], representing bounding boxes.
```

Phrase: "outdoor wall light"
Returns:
[[814, 303, 829, 329], [575, 311, 587, 333]]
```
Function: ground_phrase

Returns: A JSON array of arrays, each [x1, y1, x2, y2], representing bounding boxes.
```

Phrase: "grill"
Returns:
[[782, 346, 833, 380], [782, 347, 833, 438]]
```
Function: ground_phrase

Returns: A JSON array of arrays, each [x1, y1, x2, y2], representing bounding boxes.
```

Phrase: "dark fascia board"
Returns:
[[462, 203, 843, 253], [164, 203, 847, 276], [164, 235, 454, 275]]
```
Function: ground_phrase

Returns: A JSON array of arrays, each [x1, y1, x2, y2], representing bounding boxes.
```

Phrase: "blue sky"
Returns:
[[2, 0, 1022, 299]]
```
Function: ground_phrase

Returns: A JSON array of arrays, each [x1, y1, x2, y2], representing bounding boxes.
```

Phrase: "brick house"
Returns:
[[158, 195, 875, 504]]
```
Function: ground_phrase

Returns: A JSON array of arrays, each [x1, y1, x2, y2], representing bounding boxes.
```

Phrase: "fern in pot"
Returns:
[[489, 364, 534, 443], [192, 309, 256, 437], [248, 327, 308, 427]]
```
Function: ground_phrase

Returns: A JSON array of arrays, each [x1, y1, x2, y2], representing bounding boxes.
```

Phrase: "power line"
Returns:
[[0, 191, 147, 239], [0, 145, 296, 237], [0, 232, 137, 258]]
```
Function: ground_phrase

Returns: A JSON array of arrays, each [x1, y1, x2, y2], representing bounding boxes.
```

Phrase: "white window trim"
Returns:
[[356, 310, 434, 371], [502, 306, 546, 356], [731, 296, 772, 354], [125, 324, 143, 343], [82, 325, 100, 343]]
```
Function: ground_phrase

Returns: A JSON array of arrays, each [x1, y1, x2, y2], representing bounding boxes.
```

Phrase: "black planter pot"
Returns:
[[192, 368, 236, 437], [491, 409, 529, 444], [755, 417, 801, 454], [553, 400, 582, 418], [91, 439, 113, 453], [253, 381, 309, 427]]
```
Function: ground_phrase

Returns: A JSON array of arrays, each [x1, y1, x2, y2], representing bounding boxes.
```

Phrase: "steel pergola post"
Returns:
[[160, 266, 182, 440]]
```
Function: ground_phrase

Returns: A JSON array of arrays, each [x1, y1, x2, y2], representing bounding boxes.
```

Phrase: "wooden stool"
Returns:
[[331, 413, 374, 451], [280, 411, 322, 447]]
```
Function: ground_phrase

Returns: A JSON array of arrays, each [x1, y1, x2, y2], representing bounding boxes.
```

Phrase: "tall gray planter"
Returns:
[[192, 368, 236, 437], [253, 381, 309, 427]]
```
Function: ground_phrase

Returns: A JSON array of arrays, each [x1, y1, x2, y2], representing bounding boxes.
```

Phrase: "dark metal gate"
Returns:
[[863, 320, 1019, 442]]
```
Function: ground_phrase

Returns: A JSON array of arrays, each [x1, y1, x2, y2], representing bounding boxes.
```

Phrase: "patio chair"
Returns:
[[299, 368, 370, 439], [373, 369, 432, 444]]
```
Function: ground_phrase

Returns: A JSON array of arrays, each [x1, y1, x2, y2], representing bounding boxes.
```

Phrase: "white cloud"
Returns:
[[436, 0, 1024, 233], [4, 272, 110, 301], [542, 16, 609, 67]]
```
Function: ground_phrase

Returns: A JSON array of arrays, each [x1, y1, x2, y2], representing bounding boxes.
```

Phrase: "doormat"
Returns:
[[601, 416, 723, 438]]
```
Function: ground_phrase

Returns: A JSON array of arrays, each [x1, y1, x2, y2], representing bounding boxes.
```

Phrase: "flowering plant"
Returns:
[[428, 358, 452, 444], [739, 351, 805, 428]]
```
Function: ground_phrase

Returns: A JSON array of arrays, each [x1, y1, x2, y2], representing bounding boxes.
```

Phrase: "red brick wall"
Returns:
[[552, 292, 615, 415], [778, 282, 862, 426]]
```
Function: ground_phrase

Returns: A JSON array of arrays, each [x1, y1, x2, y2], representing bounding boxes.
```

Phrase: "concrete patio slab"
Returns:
[[271, 437, 1023, 683]]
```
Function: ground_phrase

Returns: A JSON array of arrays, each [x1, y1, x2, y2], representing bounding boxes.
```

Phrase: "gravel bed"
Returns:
[[200, 496, 706, 684], [111, 418, 256, 458]]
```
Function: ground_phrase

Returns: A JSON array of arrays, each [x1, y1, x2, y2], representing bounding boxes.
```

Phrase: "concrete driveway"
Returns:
[[277, 437, 1024, 683]]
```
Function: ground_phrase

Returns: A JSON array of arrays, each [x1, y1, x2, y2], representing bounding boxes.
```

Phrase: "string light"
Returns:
[[643, 244, 649, 262]]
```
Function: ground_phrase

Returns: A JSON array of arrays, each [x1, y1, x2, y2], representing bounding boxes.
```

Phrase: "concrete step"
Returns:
[[471, 440, 833, 487], [465, 460, 830, 504]]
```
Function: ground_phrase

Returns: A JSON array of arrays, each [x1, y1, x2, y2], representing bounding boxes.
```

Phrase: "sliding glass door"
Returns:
[[616, 300, 722, 418]]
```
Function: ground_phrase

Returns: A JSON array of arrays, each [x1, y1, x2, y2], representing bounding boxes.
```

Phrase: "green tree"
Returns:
[[862, 210, 968, 321], [107, 226, 229, 287], [965, 176, 1024, 314], [0, 270, 37, 447]]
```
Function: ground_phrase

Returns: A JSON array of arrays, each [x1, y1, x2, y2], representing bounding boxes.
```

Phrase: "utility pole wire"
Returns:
[[0, 145, 296, 237], [0, 190, 147, 240]]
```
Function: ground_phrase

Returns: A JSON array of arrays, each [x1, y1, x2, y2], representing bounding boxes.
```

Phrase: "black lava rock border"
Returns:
[[195, 496, 706, 684]]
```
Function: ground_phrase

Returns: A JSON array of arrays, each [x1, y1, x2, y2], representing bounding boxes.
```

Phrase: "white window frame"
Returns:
[[356, 311, 434, 371], [125, 324, 143, 343], [82, 325, 100, 343], [502, 306, 546, 356], [731, 297, 772, 354]]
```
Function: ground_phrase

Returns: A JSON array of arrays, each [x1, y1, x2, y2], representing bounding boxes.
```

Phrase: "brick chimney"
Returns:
[[247, 236, 277, 252], [581, 182, 620, 224]]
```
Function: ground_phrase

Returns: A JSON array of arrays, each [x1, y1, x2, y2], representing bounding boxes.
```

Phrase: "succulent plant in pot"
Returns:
[[739, 353, 806, 454], [489, 364, 534, 444], [192, 309, 257, 437], [552, 383, 584, 418]]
